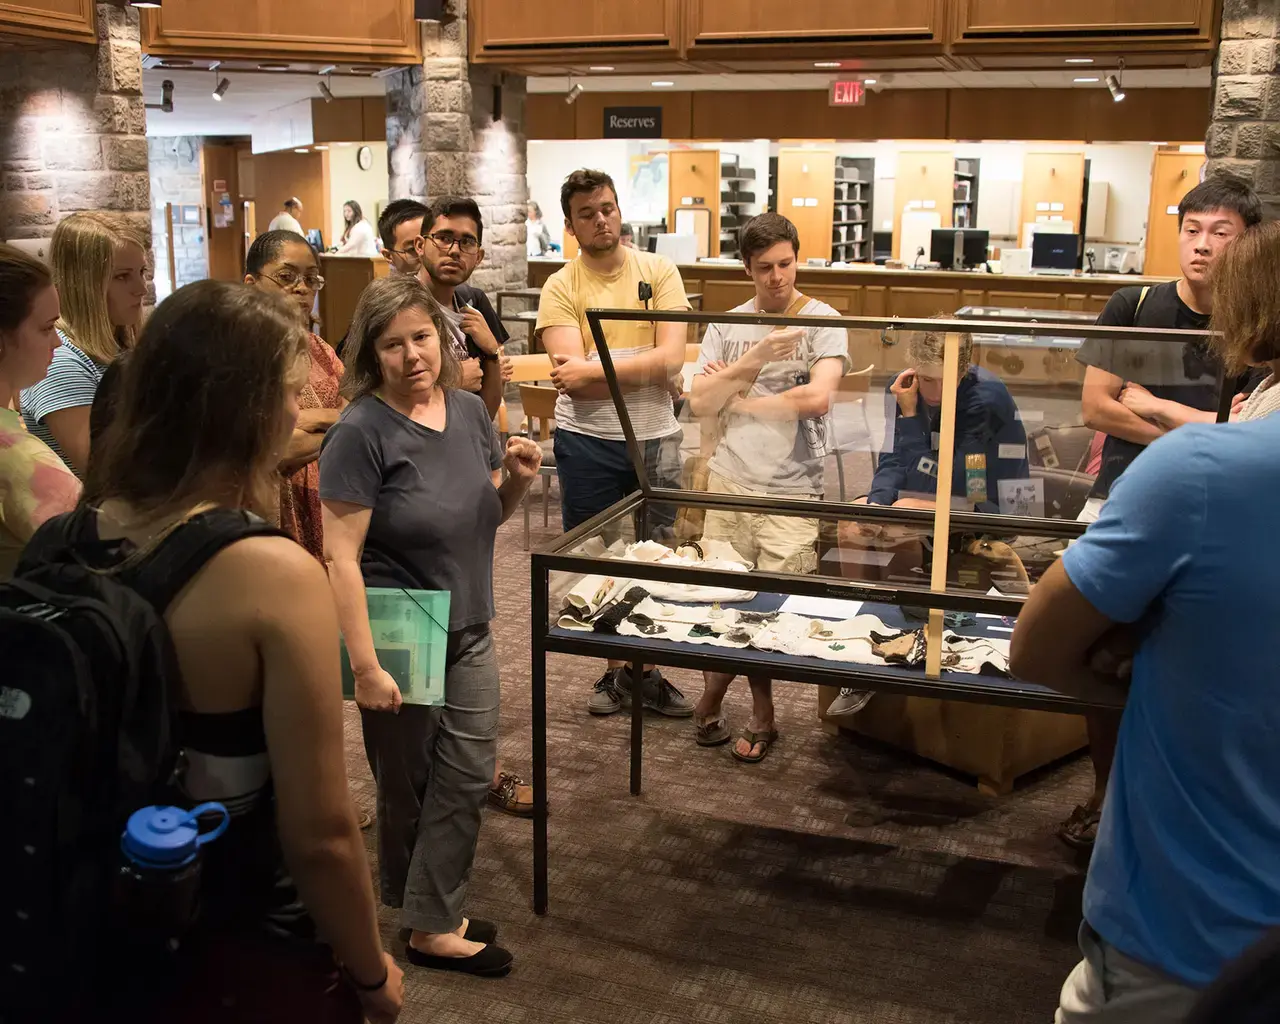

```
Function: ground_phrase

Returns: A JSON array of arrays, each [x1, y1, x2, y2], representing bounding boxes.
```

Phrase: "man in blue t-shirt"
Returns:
[[1010, 417, 1280, 1020]]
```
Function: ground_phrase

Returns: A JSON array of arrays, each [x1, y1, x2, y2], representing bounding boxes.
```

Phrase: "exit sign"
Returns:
[[829, 80, 866, 107]]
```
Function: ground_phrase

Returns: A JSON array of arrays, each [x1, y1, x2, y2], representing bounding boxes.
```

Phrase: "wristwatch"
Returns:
[[478, 350, 500, 363]]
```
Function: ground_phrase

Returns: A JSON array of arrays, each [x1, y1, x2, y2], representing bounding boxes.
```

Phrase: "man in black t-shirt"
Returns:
[[409, 196, 512, 420], [1076, 177, 1262, 519], [1058, 175, 1262, 851]]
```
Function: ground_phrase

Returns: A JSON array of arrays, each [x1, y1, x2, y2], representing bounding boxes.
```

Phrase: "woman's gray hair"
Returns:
[[339, 275, 461, 401]]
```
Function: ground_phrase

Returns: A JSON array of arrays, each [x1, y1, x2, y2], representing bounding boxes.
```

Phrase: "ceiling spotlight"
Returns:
[[318, 77, 334, 104], [212, 77, 230, 101], [564, 81, 583, 105], [1105, 75, 1125, 101]]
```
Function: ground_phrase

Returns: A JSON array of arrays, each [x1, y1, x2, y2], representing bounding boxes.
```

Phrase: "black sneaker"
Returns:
[[641, 671, 694, 718], [587, 668, 623, 715]]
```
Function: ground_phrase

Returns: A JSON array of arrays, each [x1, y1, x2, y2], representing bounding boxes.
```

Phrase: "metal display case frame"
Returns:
[[528, 310, 1228, 913]]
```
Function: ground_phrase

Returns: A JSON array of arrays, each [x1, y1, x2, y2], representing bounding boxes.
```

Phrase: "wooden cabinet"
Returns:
[[685, 0, 944, 51], [0, 0, 94, 44], [469, 0, 681, 62], [952, 0, 1216, 46], [140, 0, 422, 63]]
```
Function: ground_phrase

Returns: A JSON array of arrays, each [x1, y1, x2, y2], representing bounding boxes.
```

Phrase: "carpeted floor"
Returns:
[[343, 487, 1093, 1024]]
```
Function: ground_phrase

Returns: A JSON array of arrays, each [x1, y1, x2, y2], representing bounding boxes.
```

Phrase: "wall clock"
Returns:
[[357, 145, 373, 171]]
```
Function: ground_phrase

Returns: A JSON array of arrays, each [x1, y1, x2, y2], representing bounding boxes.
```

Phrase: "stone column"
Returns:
[[148, 135, 209, 299], [386, 0, 529, 347], [1205, 0, 1280, 218], [0, 3, 151, 251]]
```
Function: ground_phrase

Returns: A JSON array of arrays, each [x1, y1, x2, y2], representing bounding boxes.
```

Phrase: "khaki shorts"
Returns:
[[1055, 923, 1197, 1024], [700, 470, 819, 574]]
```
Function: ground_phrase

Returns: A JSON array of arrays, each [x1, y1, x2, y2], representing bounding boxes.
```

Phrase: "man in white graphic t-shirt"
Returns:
[[687, 213, 850, 764]]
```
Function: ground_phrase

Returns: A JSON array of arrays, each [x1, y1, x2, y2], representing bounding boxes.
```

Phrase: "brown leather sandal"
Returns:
[[1058, 804, 1101, 849], [731, 728, 779, 764]]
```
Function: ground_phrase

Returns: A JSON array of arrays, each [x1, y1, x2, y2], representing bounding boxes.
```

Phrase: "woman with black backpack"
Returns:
[[4, 281, 403, 1022]]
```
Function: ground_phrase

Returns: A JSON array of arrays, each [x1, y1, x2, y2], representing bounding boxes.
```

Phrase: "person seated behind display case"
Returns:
[[685, 212, 849, 764], [865, 328, 1027, 513], [826, 328, 1027, 718]]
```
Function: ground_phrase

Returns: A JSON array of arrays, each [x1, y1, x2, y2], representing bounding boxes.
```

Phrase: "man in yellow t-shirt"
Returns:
[[535, 167, 692, 719]]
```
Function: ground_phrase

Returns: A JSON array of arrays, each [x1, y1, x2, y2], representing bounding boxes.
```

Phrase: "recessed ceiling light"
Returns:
[[813, 61, 841, 69], [651, 80, 674, 87], [314, 145, 330, 150], [1073, 77, 1099, 83], [864, 78, 878, 85], [349, 65, 382, 75], [589, 65, 614, 72], [1065, 58, 1094, 64], [156, 60, 194, 68], [335, 141, 353, 147], [258, 63, 291, 71], [293, 148, 309, 154]]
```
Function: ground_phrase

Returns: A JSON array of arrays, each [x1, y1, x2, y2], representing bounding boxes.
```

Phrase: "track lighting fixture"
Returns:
[[564, 81, 583, 105], [1106, 59, 1126, 103], [212, 76, 230, 101], [318, 76, 334, 104]]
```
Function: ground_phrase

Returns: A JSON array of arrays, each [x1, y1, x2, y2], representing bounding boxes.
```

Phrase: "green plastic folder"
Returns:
[[340, 588, 450, 706]]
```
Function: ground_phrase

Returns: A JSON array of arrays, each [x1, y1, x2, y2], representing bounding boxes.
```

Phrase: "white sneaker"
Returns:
[[826, 688, 873, 717]]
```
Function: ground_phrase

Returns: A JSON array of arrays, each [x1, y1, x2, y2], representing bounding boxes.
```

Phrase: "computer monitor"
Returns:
[[1031, 231, 1080, 272], [930, 228, 990, 270], [872, 230, 893, 264], [306, 228, 324, 251]]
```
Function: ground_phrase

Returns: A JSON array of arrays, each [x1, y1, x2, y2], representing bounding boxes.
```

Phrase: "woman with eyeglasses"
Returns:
[[244, 230, 347, 566]]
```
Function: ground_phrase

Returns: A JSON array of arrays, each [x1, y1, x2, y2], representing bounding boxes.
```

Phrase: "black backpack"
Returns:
[[0, 507, 283, 1019]]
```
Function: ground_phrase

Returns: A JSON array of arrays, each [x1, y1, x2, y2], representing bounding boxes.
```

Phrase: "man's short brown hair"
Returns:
[[560, 169, 617, 220], [1211, 220, 1280, 374], [738, 213, 799, 267]]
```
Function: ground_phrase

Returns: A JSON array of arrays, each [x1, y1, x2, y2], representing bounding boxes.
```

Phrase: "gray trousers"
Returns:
[[360, 624, 499, 935], [1055, 923, 1199, 1023]]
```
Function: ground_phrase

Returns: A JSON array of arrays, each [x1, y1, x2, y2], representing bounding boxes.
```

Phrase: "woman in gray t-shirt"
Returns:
[[319, 276, 540, 977]]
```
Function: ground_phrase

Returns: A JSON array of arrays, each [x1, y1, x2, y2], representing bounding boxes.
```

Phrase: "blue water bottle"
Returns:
[[116, 802, 229, 939]]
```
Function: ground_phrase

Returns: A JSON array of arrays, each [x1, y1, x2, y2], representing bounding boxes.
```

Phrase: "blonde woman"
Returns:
[[0, 243, 81, 578], [20, 212, 148, 476]]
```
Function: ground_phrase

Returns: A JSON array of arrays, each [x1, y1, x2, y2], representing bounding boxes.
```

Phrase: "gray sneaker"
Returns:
[[641, 670, 693, 718], [587, 669, 623, 715], [826, 687, 873, 717]]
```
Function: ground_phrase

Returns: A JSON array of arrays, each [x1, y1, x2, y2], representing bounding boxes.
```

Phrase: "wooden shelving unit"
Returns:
[[719, 155, 757, 259], [953, 157, 980, 229], [832, 156, 873, 264]]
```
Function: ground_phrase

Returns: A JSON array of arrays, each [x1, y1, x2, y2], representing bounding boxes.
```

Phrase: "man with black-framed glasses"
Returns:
[[410, 196, 509, 421]]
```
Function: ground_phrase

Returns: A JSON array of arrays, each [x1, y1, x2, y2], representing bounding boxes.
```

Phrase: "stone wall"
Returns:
[[0, 3, 151, 254], [386, 0, 530, 348], [148, 136, 207, 299], [1206, 0, 1280, 217]]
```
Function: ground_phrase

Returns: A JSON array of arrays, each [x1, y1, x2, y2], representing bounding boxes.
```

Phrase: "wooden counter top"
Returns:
[[526, 257, 1170, 318]]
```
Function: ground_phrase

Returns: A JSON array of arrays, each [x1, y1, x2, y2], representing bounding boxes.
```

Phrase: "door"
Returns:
[[202, 142, 244, 282], [667, 149, 721, 258], [1144, 151, 1204, 280], [1018, 151, 1085, 249], [893, 150, 954, 261], [776, 149, 834, 263]]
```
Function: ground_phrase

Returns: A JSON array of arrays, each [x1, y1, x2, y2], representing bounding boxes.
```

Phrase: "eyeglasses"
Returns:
[[425, 231, 480, 255], [262, 269, 325, 291]]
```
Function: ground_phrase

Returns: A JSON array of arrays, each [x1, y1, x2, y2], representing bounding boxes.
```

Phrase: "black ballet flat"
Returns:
[[406, 942, 513, 977], [399, 918, 498, 946]]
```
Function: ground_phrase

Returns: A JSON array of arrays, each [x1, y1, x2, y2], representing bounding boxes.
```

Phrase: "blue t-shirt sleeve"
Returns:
[[318, 411, 383, 508], [1061, 427, 1209, 623]]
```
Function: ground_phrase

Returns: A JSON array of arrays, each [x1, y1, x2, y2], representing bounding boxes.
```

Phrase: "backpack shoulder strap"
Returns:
[[15, 506, 95, 576], [1132, 285, 1151, 325], [127, 509, 290, 613]]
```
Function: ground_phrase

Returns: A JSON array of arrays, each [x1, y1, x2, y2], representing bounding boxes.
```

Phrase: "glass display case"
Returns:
[[528, 308, 1229, 913]]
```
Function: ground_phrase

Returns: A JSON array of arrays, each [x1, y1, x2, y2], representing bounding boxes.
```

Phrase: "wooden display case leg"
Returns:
[[533, 645, 549, 914], [629, 660, 644, 796], [977, 773, 1013, 798]]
